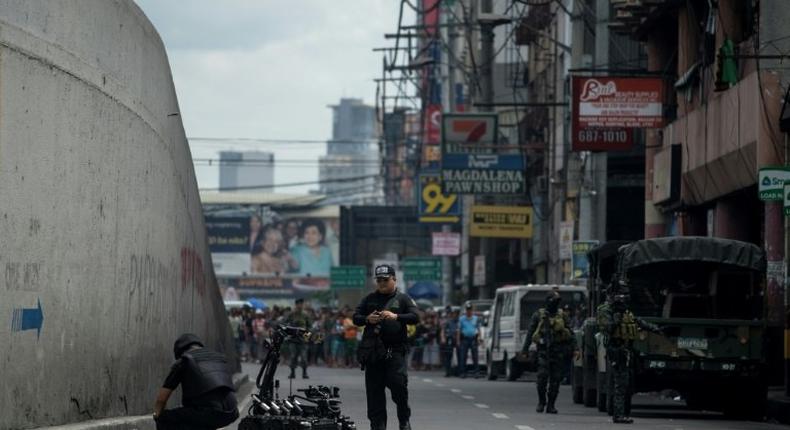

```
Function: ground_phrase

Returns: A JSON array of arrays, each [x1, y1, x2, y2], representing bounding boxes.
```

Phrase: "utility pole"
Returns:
[[442, 1, 454, 307], [477, 0, 494, 299], [593, 0, 609, 244]]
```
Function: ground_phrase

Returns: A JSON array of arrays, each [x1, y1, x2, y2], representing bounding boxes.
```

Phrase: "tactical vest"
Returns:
[[180, 349, 234, 402], [532, 308, 571, 344], [612, 310, 638, 340]]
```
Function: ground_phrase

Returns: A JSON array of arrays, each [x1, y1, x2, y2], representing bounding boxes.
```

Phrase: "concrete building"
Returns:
[[218, 150, 274, 192], [318, 98, 382, 205], [609, 0, 788, 385]]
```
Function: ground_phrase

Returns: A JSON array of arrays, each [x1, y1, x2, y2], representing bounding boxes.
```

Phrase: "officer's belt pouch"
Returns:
[[357, 328, 387, 370]]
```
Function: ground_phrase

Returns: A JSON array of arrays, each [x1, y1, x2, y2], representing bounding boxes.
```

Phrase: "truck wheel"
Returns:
[[486, 351, 498, 380]]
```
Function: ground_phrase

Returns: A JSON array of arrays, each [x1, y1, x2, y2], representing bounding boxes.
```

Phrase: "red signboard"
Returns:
[[432, 232, 461, 256], [571, 76, 664, 151], [424, 104, 442, 145], [424, 0, 440, 36]]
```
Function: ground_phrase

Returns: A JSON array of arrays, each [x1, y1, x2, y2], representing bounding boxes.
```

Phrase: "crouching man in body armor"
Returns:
[[523, 290, 574, 414], [153, 334, 239, 430], [597, 288, 662, 424]]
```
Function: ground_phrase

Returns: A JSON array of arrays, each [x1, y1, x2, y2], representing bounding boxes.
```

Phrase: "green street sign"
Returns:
[[759, 166, 790, 201], [403, 257, 442, 281], [330, 266, 366, 289]]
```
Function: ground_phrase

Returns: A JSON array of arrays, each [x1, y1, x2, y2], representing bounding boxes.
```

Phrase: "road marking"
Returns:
[[423, 378, 433, 383], [436, 383, 446, 387], [475, 403, 489, 409], [451, 388, 462, 393], [492, 413, 509, 419], [515, 426, 535, 430], [462, 395, 475, 400]]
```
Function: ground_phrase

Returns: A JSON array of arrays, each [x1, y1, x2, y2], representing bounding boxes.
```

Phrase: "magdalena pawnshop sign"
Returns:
[[440, 114, 525, 195], [571, 76, 664, 151]]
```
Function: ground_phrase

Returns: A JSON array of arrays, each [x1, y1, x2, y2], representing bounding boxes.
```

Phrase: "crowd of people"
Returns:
[[227, 302, 484, 375]]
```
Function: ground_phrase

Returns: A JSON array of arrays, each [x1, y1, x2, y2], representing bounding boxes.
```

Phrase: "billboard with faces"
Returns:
[[204, 204, 340, 296]]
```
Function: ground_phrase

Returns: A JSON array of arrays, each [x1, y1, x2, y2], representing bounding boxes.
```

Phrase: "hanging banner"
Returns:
[[473, 255, 486, 287], [571, 240, 599, 280], [559, 221, 574, 260], [470, 205, 533, 238]]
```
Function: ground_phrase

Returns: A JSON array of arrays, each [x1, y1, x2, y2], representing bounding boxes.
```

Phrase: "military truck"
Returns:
[[573, 236, 768, 419]]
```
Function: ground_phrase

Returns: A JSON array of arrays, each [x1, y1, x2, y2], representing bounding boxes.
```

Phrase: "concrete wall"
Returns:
[[0, 1, 237, 427]]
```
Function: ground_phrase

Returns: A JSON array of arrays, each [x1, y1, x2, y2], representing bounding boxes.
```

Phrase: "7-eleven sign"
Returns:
[[442, 114, 498, 150]]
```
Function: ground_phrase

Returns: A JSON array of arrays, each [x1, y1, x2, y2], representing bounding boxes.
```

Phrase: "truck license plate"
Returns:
[[677, 337, 708, 350]]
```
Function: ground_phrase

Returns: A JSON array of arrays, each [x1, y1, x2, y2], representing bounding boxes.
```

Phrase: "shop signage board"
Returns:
[[403, 257, 443, 281], [784, 181, 790, 216], [432, 232, 461, 256], [470, 205, 533, 238], [418, 173, 460, 223], [473, 255, 486, 287], [571, 76, 663, 151], [441, 114, 525, 195], [330, 266, 367, 289], [559, 221, 574, 260], [571, 241, 599, 280], [759, 166, 790, 201]]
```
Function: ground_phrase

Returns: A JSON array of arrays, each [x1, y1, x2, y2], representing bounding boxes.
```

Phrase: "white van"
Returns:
[[485, 284, 587, 381]]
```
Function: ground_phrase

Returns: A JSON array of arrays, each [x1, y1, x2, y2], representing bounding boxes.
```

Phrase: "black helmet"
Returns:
[[173, 333, 204, 359]]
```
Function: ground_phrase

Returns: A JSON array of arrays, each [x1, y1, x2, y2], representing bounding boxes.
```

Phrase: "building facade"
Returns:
[[218, 150, 274, 192]]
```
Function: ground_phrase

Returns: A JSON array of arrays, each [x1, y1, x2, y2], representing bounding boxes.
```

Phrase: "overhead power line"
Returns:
[[189, 137, 377, 145], [198, 174, 379, 192]]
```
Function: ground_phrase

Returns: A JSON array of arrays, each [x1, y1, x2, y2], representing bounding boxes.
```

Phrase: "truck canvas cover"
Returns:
[[617, 236, 765, 272]]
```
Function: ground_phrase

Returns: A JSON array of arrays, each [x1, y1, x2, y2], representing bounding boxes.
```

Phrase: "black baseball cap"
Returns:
[[374, 265, 396, 279]]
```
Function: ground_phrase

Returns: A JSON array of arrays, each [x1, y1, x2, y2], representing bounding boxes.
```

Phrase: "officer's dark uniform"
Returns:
[[155, 334, 239, 430], [353, 265, 418, 430]]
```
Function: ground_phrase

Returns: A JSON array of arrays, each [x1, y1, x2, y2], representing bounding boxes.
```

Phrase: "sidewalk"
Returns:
[[37, 373, 251, 430], [766, 388, 790, 425]]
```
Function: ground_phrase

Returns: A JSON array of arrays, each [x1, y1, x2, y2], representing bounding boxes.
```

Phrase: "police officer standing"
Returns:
[[523, 291, 573, 414], [597, 286, 661, 424], [353, 265, 419, 430], [152, 333, 239, 429], [286, 298, 312, 379], [456, 303, 481, 378]]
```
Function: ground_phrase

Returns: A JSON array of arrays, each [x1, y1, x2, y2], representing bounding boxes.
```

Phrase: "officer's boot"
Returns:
[[536, 388, 546, 413], [370, 422, 386, 430], [545, 392, 558, 414], [302, 367, 309, 379], [288, 368, 296, 379]]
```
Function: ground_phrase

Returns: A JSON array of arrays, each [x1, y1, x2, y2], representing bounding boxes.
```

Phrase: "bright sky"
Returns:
[[135, 1, 413, 194]]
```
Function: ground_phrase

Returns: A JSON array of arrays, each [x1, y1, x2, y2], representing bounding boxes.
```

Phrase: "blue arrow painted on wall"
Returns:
[[11, 298, 44, 339]]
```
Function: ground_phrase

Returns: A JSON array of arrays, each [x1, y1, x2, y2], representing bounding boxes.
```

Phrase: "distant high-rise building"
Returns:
[[318, 98, 382, 205], [219, 151, 274, 192]]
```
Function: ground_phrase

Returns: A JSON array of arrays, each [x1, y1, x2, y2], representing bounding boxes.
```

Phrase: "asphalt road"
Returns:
[[229, 363, 787, 430]]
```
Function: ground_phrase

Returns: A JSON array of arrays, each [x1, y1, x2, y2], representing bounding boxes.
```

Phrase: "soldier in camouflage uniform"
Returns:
[[597, 286, 661, 424], [285, 298, 312, 379], [524, 291, 574, 414]]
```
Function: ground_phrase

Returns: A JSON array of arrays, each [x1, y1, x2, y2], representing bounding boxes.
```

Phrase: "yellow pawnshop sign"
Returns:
[[470, 205, 533, 238]]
